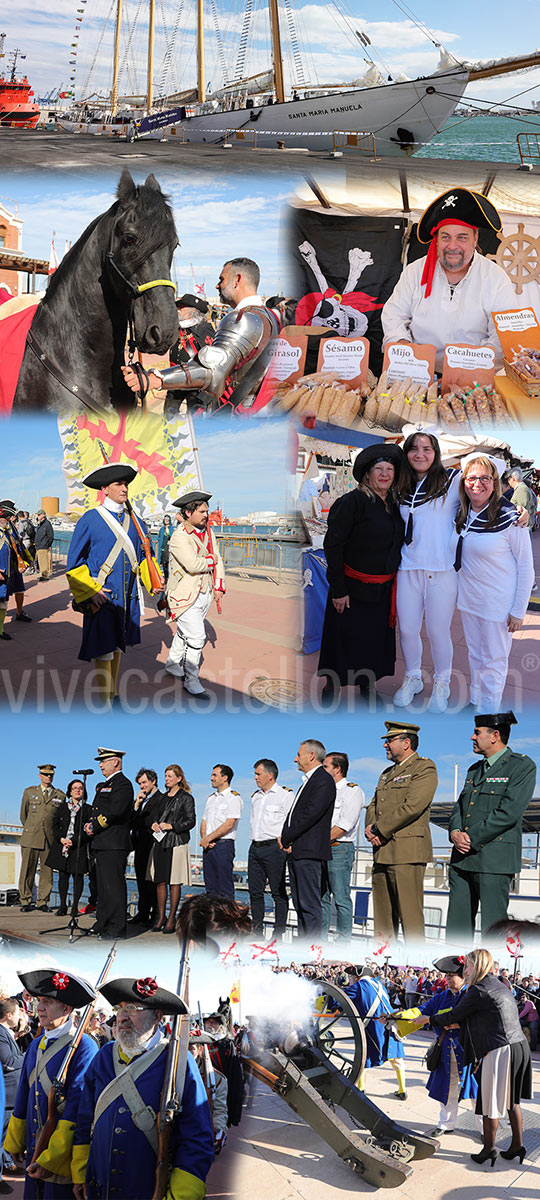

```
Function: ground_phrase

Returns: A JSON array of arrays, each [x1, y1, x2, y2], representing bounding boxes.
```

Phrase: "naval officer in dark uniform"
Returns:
[[84, 748, 134, 940], [365, 721, 438, 941], [446, 713, 537, 939]]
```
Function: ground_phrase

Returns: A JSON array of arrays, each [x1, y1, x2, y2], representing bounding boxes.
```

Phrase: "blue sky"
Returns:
[[0, 416, 292, 517], [2, 0, 540, 105], [3, 172, 293, 299], [2, 706, 539, 861]]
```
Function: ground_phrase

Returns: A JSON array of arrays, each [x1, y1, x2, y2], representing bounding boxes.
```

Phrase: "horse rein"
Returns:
[[26, 327, 105, 413], [105, 238, 176, 406]]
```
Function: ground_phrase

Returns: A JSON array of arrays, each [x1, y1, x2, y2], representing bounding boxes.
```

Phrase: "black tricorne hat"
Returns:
[[99, 976, 188, 1015], [0, 500, 16, 518], [176, 293, 209, 315], [19, 969, 97, 1009], [474, 711, 517, 729], [83, 462, 138, 489], [433, 955, 466, 978], [172, 490, 212, 510], [417, 188, 503, 244], [352, 442, 403, 483]]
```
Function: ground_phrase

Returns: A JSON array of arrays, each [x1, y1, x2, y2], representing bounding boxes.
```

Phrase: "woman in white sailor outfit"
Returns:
[[455, 453, 534, 710]]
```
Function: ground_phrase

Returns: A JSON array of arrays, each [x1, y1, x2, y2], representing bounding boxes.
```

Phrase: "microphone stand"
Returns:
[[40, 768, 94, 942]]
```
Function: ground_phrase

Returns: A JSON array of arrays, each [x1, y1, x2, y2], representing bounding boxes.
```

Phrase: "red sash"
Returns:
[[343, 565, 397, 627]]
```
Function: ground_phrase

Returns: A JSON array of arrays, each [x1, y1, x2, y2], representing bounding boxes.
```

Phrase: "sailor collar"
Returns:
[[401, 466, 458, 511], [460, 495, 518, 536]]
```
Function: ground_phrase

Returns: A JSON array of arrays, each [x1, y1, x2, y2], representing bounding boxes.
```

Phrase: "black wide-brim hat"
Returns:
[[417, 188, 502, 243], [176, 293, 209, 315], [83, 462, 138, 489], [99, 976, 188, 1015], [352, 442, 403, 483], [19, 969, 97, 1009], [433, 955, 466, 978], [0, 499, 17, 518], [475, 711, 517, 729], [172, 490, 212, 509]]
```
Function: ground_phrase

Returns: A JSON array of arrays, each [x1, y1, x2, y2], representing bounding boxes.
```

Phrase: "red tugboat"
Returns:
[[0, 37, 40, 128]]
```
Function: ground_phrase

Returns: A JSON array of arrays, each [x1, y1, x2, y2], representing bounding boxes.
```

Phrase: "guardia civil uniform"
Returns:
[[18, 767, 66, 908], [446, 714, 536, 938], [4, 970, 98, 1200], [365, 722, 438, 940], [72, 977, 214, 1200]]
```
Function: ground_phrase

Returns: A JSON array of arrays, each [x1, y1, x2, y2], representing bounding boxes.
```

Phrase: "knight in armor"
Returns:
[[164, 489, 225, 697], [164, 294, 216, 417], [72, 976, 214, 1200], [4, 968, 98, 1200], [121, 258, 280, 413]]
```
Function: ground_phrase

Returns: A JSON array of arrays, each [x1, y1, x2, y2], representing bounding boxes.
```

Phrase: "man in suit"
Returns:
[[0, 998, 25, 1180], [446, 711, 537, 938], [83, 748, 134, 940], [18, 764, 65, 912], [129, 768, 163, 927], [278, 739, 336, 939], [365, 721, 438, 941]]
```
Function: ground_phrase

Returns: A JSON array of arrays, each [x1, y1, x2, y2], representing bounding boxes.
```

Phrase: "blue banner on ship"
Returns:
[[137, 107, 185, 134]]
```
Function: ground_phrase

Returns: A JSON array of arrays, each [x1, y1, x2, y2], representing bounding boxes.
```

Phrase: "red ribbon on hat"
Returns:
[[53, 972, 69, 990], [135, 977, 158, 996], [420, 219, 478, 299]]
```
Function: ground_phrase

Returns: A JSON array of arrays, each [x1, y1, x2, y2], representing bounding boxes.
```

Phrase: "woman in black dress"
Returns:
[[318, 442, 404, 700], [431, 947, 532, 1166], [46, 779, 92, 914], [147, 763, 196, 934]]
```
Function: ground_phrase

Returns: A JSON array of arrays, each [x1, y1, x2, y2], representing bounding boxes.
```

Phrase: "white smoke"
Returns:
[[237, 966, 317, 1045]]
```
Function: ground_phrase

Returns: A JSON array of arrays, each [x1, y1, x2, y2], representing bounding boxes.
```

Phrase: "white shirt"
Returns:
[[382, 253, 516, 373], [203, 786, 243, 840], [332, 777, 365, 842], [457, 522, 534, 622], [235, 294, 264, 311], [103, 498, 125, 515], [288, 765, 320, 819], [399, 470, 461, 572], [250, 783, 295, 841], [42, 1017, 74, 1046]]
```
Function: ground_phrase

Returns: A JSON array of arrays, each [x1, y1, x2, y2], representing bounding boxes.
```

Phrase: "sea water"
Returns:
[[417, 113, 540, 163]]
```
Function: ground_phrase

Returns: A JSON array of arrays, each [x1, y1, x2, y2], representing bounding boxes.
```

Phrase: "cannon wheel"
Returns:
[[311, 980, 366, 1083]]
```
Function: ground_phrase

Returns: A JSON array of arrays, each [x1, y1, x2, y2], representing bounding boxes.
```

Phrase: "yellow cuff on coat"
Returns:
[[66, 564, 102, 602], [166, 1167, 207, 1200], [71, 1142, 90, 1184], [139, 557, 159, 594], [36, 1119, 75, 1178], [4, 1114, 26, 1156]]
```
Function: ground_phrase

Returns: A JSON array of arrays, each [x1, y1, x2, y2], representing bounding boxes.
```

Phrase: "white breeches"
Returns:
[[397, 569, 458, 682], [168, 591, 212, 680], [460, 610, 512, 709]]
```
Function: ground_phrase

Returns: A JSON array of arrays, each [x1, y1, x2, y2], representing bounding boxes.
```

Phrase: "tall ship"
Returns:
[[57, 0, 540, 154], [0, 37, 40, 128]]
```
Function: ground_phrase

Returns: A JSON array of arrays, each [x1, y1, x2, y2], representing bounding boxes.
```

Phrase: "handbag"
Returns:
[[425, 1030, 446, 1071]]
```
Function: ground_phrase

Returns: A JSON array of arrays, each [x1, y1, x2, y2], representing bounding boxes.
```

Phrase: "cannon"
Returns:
[[241, 980, 438, 1189]]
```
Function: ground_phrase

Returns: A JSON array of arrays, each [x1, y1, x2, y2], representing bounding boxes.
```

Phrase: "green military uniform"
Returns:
[[18, 765, 66, 907], [446, 744, 536, 938], [366, 723, 438, 940]]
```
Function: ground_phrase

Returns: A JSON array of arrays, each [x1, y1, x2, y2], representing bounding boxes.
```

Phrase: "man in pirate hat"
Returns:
[[72, 976, 213, 1200], [83, 748, 134, 940], [66, 461, 159, 706], [164, 295, 216, 417], [0, 499, 33, 634], [164, 490, 225, 697], [364, 721, 438, 940], [5, 969, 98, 1199], [446, 712, 536, 938], [382, 188, 516, 372], [18, 763, 65, 913]]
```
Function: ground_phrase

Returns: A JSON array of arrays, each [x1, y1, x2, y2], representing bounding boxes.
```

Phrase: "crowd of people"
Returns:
[[16, 719, 536, 945]]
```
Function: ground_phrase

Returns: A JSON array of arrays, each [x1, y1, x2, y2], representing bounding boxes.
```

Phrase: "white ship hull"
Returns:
[[146, 68, 470, 154]]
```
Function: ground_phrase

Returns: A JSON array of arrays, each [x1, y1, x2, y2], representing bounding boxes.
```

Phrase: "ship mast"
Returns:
[[268, 0, 285, 103], [147, 0, 155, 110], [111, 0, 122, 117], [197, 0, 205, 102]]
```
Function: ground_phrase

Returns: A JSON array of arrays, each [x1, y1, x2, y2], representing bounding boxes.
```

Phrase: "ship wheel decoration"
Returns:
[[487, 224, 540, 295]]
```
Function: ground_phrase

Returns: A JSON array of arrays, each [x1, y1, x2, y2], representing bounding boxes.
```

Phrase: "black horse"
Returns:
[[13, 170, 179, 413]]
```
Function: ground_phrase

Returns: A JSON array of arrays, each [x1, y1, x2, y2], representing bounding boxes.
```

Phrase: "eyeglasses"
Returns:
[[383, 735, 403, 744], [465, 476, 492, 485], [113, 1004, 146, 1014]]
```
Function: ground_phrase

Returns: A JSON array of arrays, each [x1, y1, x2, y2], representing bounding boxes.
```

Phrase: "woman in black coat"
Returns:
[[46, 779, 92, 914], [318, 442, 404, 702], [432, 947, 532, 1166], [147, 764, 196, 934]]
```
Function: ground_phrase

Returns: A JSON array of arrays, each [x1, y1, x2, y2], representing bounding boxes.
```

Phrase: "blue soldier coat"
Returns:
[[3, 524, 27, 594], [66, 507, 147, 661], [417, 987, 477, 1104], [0, 531, 11, 602], [8, 1030, 97, 1200], [74, 1041, 214, 1200], [344, 977, 405, 1068]]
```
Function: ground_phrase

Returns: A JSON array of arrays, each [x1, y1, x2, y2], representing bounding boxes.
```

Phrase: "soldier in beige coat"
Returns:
[[365, 721, 437, 941], [164, 490, 225, 697], [18, 763, 66, 911]]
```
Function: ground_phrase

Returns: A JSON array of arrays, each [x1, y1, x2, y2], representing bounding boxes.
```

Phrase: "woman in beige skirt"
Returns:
[[147, 763, 196, 933]]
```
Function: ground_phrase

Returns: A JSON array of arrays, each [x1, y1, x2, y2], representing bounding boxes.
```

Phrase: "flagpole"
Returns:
[[111, 0, 122, 118], [187, 408, 203, 490]]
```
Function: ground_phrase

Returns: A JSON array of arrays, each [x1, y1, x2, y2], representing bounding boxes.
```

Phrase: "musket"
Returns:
[[152, 936, 190, 1200], [96, 439, 164, 593], [30, 942, 118, 1166], [7, 519, 32, 574], [197, 1002, 216, 1130]]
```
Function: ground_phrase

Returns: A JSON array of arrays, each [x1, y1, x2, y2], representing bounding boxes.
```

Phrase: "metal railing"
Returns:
[[517, 132, 540, 167], [223, 127, 258, 148], [331, 129, 377, 159]]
